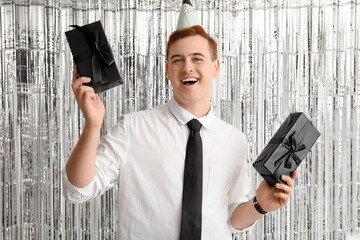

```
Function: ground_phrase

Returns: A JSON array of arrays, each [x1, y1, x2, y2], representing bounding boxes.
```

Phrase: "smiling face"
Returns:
[[166, 35, 220, 115]]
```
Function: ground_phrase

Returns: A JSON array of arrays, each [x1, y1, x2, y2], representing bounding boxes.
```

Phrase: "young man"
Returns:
[[63, 25, 296, 239]]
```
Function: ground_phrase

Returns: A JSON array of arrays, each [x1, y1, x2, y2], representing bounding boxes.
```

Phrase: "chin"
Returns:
[[174, 90, 210, 104], [183, 96, 208, 105]]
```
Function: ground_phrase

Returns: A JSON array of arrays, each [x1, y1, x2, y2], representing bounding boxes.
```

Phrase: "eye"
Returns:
[[172, 59, 181, 63], [194, 57, 203, 62]]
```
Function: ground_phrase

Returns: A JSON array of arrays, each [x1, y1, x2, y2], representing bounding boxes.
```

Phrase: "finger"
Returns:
[[72, 77, 91, 92], [291, 170, 298, 180], [275, 183, 292, 194], [78, 85, 94, 93], [72, 66, 78, 81], [78, 86, 96, 99], [75, 86, 95, 103], [274, 192, 290, 201], [81, 88, 97, 101], [281, 175, 294, 187]]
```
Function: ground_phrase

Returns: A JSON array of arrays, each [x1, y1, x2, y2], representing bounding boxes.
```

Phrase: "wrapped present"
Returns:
[[65, 21, 123, 93], [252, 113, 320, 186]]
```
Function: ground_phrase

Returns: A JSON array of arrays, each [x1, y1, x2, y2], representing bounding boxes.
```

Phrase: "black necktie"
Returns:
[[180, 119, 203, 240]]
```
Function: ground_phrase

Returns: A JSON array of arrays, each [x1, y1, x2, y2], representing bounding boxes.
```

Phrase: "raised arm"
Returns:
[[65, 67, 105, 188]]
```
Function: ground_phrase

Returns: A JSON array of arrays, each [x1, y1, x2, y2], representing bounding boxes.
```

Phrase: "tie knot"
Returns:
[[187, 119, 202, 131]]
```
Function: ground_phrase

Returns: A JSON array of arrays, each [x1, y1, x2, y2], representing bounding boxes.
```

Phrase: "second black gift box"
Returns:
[[252, 113, 320, 186]]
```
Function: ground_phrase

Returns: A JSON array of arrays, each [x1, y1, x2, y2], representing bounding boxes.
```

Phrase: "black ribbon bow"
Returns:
[[70, 24, 114, 83], [274, 132, 306, 169]]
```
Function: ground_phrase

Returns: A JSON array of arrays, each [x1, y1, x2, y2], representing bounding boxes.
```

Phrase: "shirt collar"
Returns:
[[168, 97, 215, 129]]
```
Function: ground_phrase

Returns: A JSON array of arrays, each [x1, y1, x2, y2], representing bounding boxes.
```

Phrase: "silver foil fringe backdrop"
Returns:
[[0, 0, 359, 239]]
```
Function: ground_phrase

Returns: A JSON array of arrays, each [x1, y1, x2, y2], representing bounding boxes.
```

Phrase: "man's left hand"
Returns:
[[255, 170, 298, 213]]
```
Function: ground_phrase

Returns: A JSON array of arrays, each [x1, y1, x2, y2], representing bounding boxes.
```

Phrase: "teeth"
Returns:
[[182, 78, 198, 83]]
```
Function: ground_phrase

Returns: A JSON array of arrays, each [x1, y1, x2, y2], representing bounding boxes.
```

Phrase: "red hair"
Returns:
[[166, 25, 217, 61]]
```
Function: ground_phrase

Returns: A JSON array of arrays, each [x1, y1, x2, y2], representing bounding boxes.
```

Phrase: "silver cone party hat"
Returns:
[[176, 0, 201, 30]]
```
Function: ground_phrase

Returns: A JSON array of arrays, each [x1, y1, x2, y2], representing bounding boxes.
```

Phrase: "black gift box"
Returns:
[[252, 113, 320, 186], [65, 21, 123, 93]]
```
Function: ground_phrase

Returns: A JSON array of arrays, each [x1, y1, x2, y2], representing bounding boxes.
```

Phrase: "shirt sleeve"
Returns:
[[227, 134, 256, 233], [62, 115, 129, 203]]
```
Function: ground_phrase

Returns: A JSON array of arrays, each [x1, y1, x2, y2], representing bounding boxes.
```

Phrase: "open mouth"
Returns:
[[182, 78, 198, 86]]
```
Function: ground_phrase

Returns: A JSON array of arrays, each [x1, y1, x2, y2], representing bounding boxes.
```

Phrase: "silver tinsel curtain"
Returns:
[[0, 0, 359, 239]]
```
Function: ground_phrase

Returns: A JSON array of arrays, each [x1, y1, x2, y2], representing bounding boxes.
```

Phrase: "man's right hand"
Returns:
[[71, 67, 105, 129]]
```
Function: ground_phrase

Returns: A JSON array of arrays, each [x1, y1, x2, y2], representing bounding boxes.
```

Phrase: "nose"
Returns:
[[181, 59, 194, 73]]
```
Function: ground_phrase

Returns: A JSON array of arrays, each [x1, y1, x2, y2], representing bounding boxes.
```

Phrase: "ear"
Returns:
[[166, 62, 169, 80], [212, 59, 220, 78]]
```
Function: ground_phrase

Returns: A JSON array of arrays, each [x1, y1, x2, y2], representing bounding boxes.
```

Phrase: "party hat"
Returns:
[[176, 0, 201, 30]]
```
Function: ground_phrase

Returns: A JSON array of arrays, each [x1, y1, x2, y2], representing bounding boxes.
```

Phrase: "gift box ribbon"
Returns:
[[70, 24, 114, 83], [274, 132, 306, 169]]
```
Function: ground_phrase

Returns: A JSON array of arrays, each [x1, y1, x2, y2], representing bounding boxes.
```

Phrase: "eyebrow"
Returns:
[[170, 53, 205, 60]]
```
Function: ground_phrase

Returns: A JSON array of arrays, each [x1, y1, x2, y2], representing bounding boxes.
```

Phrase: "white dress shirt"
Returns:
[[62, 97, 252, 239]]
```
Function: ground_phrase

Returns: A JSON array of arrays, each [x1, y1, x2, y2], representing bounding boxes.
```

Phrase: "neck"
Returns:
[[174, 97, 211, 118]]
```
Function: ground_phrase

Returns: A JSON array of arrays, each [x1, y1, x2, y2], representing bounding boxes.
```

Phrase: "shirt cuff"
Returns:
[[61, 168, 96, 202], [228, 198, 256, 233]]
